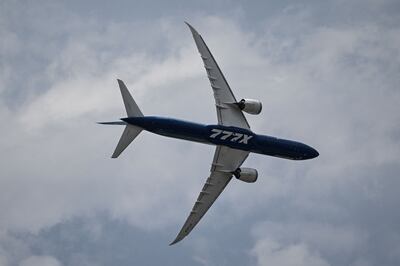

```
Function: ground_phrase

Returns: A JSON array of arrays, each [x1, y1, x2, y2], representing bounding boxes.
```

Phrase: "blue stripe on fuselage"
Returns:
[[122, 116, 318, 160]]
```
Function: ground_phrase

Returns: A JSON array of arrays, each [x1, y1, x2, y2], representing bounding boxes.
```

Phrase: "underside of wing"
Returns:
[[170, 146, 249, 245], [169, 170, 232, 245], [186, 23, 250, 130]]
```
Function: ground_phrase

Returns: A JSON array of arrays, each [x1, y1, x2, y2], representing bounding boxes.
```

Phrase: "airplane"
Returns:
[[99, 22, 319, 245]]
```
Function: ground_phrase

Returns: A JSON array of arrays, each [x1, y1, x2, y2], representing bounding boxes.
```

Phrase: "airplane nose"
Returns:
[[308, 147, 319, 159], [301, 145, 319, 159], [311, 148, 319, 158]]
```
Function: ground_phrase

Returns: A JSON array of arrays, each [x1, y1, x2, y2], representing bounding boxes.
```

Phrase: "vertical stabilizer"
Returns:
[[117, 79, 143, 117]]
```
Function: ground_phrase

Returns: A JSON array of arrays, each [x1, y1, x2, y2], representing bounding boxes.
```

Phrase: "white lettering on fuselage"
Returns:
[[239, 134, 253, 144], [209, 129, 253, 144]]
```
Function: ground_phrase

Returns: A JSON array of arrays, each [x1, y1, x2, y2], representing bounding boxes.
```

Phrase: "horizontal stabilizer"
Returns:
[[112, 125, 142, 158], [97, 121, 126, 125]]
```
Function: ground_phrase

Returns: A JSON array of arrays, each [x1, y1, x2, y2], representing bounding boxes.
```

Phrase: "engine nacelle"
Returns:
[[237, 99, 262, 115], [233, 167, 258, 183]]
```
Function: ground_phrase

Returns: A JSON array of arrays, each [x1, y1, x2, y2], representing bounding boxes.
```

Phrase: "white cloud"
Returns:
[[1, 1, 400, 265], [251, 221, 367, 263], [251, 238, 329, 266]]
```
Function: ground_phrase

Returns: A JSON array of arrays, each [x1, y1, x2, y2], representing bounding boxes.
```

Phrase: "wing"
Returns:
[[186, 22, 250, 130], [170, 146, 249, 245]]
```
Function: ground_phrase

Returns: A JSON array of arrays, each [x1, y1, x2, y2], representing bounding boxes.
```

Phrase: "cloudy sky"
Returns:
[[1, 0, 400, 265]]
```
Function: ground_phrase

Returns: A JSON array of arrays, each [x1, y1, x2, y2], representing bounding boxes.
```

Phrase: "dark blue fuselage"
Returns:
[[123, 116, 318, 160]]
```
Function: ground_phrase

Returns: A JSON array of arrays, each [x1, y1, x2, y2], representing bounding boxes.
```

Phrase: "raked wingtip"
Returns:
[[169, 235, 184, 246], [184, 21, 198, 35]]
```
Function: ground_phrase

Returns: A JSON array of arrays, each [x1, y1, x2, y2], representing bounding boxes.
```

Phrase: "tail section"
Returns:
[[112, 124, 142, 158], [99, 79, 144, 158], [117, 79, 143, 117], [98, 121, 126, 125]]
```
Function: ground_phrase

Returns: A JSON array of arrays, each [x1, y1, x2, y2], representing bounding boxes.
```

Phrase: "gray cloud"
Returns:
[[1, 0, 400, 265], [19, 256, 61, 266]]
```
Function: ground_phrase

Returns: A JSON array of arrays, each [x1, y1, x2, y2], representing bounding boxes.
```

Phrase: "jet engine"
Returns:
[[237, 99, 262, 115], [233, 167, 258, 183]]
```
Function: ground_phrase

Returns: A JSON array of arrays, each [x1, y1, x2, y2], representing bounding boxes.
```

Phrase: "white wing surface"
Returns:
[[170, 146, 249, 245], [186, 22, 250, 130]]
